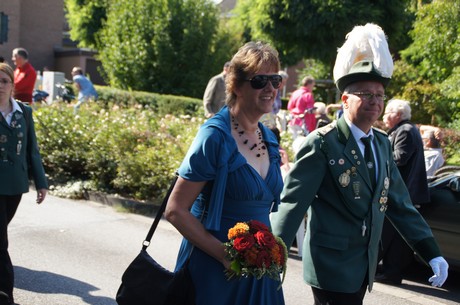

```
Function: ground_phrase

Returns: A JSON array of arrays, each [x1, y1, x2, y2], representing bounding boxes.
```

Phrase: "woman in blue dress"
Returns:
[[165, 41, 285, 305]]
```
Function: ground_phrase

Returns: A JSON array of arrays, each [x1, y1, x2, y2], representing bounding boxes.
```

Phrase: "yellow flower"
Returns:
[[227, 222, 250, 240]]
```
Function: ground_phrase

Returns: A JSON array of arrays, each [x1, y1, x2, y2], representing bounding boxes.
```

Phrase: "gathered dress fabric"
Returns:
[[174, 106, 285, 305]]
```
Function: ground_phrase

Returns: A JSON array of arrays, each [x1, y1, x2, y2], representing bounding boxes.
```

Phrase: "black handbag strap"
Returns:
[[142, 174, 179, 251]]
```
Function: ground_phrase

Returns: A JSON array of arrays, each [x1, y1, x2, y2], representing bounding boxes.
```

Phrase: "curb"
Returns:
[[85, 190, 161, 216]]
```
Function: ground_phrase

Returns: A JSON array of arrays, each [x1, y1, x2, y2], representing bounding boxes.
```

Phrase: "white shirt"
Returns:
[[344, 115, 379, 178], [1, 98, 23, 126], [424, 148, 444, 177]]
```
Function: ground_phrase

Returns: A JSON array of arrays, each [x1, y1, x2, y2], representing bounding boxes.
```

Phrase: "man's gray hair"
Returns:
[[386, 99, 411, 120]]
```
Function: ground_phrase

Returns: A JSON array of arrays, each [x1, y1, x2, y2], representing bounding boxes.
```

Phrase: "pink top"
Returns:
[[287, 86, 316, 132]]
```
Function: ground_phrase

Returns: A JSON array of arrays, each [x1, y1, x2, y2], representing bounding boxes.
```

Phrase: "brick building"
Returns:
[[0, 0, 104, 85]]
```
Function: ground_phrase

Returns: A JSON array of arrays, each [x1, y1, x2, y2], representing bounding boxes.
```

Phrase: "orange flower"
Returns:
[[227, 222, 250, 240], [271, 244, 282, 265]]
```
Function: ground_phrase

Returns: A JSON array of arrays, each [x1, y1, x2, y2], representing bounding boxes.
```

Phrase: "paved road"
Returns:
[[8, 192, 460, 305]]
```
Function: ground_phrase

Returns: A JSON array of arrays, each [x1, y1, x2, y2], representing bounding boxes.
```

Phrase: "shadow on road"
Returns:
[[392, 261, 460, 304], [14, 266, 115, 305]]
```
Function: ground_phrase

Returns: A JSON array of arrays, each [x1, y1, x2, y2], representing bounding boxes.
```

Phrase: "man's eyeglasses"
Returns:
[[349, 92, 387, 102], [245, 74, 282, 90], [0, 79, 12, 85]]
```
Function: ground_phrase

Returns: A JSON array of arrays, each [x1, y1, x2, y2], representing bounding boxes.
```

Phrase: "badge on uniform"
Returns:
[[339, 171, 350, 187], [379, 177, 390, 212], [353, 181, 360, 199]]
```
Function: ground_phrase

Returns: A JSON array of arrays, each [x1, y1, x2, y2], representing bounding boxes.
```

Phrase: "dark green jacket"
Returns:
[[0, 101, 48, 195], [271, 117, 440, 293]]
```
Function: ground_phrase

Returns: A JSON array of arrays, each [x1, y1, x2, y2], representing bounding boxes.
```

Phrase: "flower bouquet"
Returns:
[[224, 220, 287, 285]]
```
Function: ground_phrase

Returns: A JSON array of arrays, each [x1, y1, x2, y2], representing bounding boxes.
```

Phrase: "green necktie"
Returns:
[[361, 136, 376, 187]]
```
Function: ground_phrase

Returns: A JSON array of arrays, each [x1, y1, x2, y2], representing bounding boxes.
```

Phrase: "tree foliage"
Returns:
[[96, 0, 239, 98], [231, 0, 414, 67], [391, 0, 460, 125], [65, 0, 107, 49]]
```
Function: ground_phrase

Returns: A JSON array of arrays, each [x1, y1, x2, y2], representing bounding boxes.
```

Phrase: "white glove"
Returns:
[[428, 256, 449, 287]]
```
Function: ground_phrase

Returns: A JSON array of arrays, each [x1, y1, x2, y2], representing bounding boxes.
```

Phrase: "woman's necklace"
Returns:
[[231, 116, 266, 158]]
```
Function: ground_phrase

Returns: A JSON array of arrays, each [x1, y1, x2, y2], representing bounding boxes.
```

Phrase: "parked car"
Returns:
[[419, 166, 460, 270]]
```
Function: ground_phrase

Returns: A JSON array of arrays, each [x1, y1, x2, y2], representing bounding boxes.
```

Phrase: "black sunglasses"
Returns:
[[245, 74, 282, 89]]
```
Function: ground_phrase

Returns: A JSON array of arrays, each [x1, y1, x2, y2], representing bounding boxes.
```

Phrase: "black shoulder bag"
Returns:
[[116, 175, 196, 305]]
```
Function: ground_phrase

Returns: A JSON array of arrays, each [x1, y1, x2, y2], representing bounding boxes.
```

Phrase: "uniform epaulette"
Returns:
[[372, 126, 388, 136], [316, 121, 337, 136]]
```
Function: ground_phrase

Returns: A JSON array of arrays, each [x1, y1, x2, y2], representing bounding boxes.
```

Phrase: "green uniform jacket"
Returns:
[[0, 101, 48, 195], [271, 117, 440, 293]]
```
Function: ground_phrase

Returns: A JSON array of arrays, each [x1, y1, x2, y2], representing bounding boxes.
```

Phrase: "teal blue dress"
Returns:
[[175, 106, 285, 305]]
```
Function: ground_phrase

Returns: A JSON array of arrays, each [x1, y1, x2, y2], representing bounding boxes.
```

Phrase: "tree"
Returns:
[[65, 0, 108, 49], [97, 0, 239, 98], [391, 0, 460, 125], [231, 0, 414, 67]]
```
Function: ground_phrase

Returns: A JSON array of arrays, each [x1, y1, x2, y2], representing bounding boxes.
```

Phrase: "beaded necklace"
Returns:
[[231, 116, 266, 157]]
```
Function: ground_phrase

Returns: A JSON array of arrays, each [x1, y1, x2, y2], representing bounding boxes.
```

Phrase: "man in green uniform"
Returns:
[[270, 24, 448, 305]]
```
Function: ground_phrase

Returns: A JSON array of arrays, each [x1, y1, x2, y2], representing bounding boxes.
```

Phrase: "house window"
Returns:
[[0, 12, 8, 44]]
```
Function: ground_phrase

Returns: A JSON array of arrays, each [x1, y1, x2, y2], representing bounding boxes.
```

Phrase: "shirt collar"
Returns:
[[343, 115, 374, 142], [11, 98, 23, 113]]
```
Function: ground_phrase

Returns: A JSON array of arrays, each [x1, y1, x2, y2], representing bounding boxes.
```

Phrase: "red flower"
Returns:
[[255, 230, 276, 248], [233, 234, 255, 252], [256, 250, 271, 268], [248, 220, 269, 233], [244, 247, 259, 266], [224, 220, 287, 283]]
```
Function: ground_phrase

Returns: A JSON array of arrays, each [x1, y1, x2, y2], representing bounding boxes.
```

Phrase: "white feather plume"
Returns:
[[333, 23, 393, 82]]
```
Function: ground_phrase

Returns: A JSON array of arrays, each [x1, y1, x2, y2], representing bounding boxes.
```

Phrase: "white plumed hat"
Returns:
[[333, 23, 394, 92]]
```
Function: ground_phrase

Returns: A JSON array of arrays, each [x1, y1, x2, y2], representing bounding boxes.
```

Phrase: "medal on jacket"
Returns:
[[353, 181, 360, 199], [379, 177, 390, 212], [1, 147, 6, 162], [339, 170, 350, 187], [17, 132, 23, 155]]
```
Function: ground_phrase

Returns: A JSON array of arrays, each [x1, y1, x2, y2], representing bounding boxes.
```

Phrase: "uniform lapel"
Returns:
[[337, 118, 374, 190], [372, 130, 388, 189]]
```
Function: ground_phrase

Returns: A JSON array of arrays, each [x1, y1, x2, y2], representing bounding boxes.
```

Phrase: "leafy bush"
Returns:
[[34, 101, 203, 202], [444, 119, 460, 165], [95, 85, 203, 116]]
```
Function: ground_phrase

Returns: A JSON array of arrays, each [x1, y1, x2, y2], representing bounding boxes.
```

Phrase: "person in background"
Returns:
[[326, 103, 344, 120], [314, 102, 332, 129], [11, 48, 36, 105], [378, 98, 430, 285], [0, 63, 48, 305], [287, 76, 316, 138], [269, 126, 292, 179], [165, 41, 285, 305], [423, 130, 445, 177], [203, 61, 230, 118], [273, 71, 289, 115], [71, 66, 98, 114], [271, 23, 448, 305]]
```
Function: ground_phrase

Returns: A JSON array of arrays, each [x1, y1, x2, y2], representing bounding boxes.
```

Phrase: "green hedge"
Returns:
[[95, 85, 203, 116], [34, 100, 203, 203]]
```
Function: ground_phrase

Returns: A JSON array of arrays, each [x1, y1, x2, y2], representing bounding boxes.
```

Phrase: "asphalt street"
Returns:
[[8, 191, 460, 305]]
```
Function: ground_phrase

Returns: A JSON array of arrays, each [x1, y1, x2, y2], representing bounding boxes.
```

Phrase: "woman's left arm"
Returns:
[[165, 177, 230, 269]]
